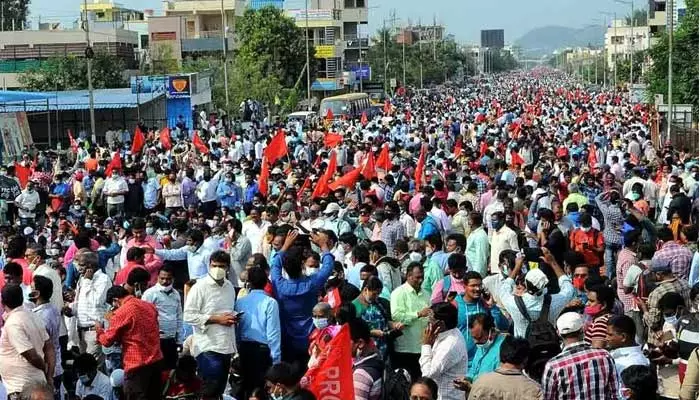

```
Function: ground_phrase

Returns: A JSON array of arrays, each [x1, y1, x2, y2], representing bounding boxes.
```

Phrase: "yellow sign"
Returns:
[[315, 45, 334, 59]]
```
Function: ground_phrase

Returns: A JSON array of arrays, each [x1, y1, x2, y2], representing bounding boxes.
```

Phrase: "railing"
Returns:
[[200, 30, 223, 38], [344, 35, 369, 49]]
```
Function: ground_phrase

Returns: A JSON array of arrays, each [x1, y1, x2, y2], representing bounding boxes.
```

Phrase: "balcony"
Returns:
[[344, 34, 369, 49]]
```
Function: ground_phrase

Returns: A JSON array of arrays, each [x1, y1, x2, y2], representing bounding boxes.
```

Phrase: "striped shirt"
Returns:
[[542, 341, 618, 400], [75, 270, 112, 328], [584, 313, 611, 346]]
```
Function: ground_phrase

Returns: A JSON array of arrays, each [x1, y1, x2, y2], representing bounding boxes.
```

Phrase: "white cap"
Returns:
[[23, 226, 34, 236], [557, 312, 584, 335], [271, 167, 283, 175], [323, 203, 341, 215], [110, 369, 124, 387], [524, 268, 548, 292]]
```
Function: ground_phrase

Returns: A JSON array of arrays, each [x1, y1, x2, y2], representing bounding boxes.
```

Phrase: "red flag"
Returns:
[[475, 114, 485, 124], [14, 162, 31, 189], [258, 157, 269, 197], [360, 151, 376, 180], [312, 154, 322, 168], [376, 143, 392, 171], [263, 129, 288, 164], [414, 144, 426, 191], [575, 112, 589, 125], [297, 177, 311, 198], [587, 144, 598, 168], [405, 110, 412, 121], [453, 139, 463, 158], [131, 126, 146, 154], [479, 141, 488, 157], [360, 111, 368, 126], [106, 151, 122, 177], [510, 150, 525, 166], [304, 324, 354, 399], [159, 127, 172, 150], [383, 100, 391, 115], [328, 167, 362, 191], [68, 129, 78, 153], [311, 151, 337, 199], [325, 108, 334, 121], [323, 287, 342, 310], [192, 132, 209, 154], [323, 133, 343, 148]]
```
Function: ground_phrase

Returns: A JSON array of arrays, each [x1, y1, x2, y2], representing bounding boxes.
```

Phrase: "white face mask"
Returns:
[[580, 226, 591, 232], [146, 227, 155, 235], [409, 251, 423, 262], [209, 267, 227, 281], [304, 267, 319, 276]]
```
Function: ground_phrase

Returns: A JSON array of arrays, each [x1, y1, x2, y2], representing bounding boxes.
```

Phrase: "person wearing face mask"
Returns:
[[29, 275, 63, 397], [351, 277, 401, 361], [156, 229, 212, 280], [14, 181, 40, 228], [568, 212, 604, 271], [217, 172, 242, 210], [26, 244, 66, 337], [348, 318, 385, 400], [74, 352, 112, 400], [142, 266, 182, 370], [264, 362, 316, 400], [102, 168, 129, 218], [183, 250, 238, 400], [582, 284, 615, 349], [96, 284, 163, 400], [162, 171, 183, 212], [306, 302, 340, 371], [464, 312, 506, 383]]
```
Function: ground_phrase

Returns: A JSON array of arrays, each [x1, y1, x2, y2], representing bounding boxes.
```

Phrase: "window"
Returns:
[[356, 0, 365, 7]]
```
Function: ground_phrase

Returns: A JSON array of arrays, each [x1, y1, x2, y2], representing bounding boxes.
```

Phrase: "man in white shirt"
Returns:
[[183, 250, 238, 400], [197, 172, 220, 217], [155, 229, 212, 280], [26, 244, 67, 336], [419, 302, 468, 400], [14, 180, 40, 226], [102, 168, 129, 218], [75, 353, 114, 400], [483, 190, 507, 233], [607, 314, 649, 376], [488, 211, 519, 274], [241, 207, 270, 254], [72, 250, 112, 369]]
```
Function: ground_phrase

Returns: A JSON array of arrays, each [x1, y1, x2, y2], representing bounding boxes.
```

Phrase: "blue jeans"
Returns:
[[196, 351, 232, 398], [604, 243, 621, 279]]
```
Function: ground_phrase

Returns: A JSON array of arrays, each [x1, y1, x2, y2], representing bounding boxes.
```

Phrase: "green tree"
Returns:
[[235, 6, 313, 89], [625, 9, 648, 26], [149, 43, 180, 75], [0, 0, 30, 31], [18, 52, 126, 91], [613, 51, 645, 84], [645, 0, 698, 114]]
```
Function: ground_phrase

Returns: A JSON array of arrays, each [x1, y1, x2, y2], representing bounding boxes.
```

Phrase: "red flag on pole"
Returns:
[[192, 132, 209, 154], [297, 177, 311, 198], [510, 150, 525, 166], [323, 133, 343, 148], [263, 129, 288, 164], [312, 151, 337, 199], [131, 126, 146, 154], [414, 144, 427, 191], [360, 151, 376, 180], [360, 111, 368, 126], [376, 143, 391, 171], [159, 127, 172, 150], [106, 151, 122, 177], [328, 167, 362, 191], [323, 287, 342, 311], [325, 108, 334, 121], [304, 324, 354, 399], [258, 157, 269, 197], [68, 129, 78, 153]]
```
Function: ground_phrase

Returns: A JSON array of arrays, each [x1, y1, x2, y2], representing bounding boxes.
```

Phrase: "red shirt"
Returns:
[[161, 370, 202, 398], [96, 295, 163, 373], [0, 258, 33, 291], [114, 262, 147, 286]]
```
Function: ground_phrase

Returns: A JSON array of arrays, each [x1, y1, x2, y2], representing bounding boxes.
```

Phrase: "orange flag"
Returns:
[[360, 111, 368, 126], [312, 151, 337, 199], [453, 139, 463, 158], [192, 132, 209, 154], [159, 127, 172, 150], [263, 129, 288, 164], [328, 167, 362, 191], [68, 129, 78, 153], [304, 324, 354, 399], [258, 157, 269, 197], [414, 144, 427, 191], [324, 133, 343, 148], [325, 108, 334, 121], [360, 150, 376, 180], [131, 126, 146, 154], [376, 143, 391, 171]]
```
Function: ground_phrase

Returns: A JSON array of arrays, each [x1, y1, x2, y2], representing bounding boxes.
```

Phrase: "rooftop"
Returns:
[[0, 88, 164, 112]]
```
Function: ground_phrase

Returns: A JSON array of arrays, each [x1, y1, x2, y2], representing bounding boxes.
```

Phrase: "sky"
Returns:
[[29, 0, 635, 43]]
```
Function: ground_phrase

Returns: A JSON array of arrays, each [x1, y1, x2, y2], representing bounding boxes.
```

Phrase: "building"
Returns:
[[0, 27, 139, 89], [395, 24, 445, 46], [648, 0, 687, 39], [80, 1, 144, 23], [565, 47, 604, 64], [604, 19, 650, 67], [248, 0, 284, 9], [286, 0, 368, 93]]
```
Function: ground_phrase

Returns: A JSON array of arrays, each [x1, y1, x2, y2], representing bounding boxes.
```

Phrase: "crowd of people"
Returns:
[[0, 68, 698, 400]]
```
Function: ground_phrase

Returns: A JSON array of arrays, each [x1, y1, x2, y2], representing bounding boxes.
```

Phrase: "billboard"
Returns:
[[0, 112, 33, 160], [167, 75, 192, 99], [480, 29, 504, 48], [130, 76, 167, 94], [350, 65, 371, 80]]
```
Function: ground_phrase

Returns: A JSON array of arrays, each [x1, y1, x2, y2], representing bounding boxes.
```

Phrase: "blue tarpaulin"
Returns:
[[0, 88, 164, 112]]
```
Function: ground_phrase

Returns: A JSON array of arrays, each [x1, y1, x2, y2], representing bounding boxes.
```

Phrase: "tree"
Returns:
[[645, 0, 698, 114], [18, 52, 126, 91], [235, 6, 313, 89], [148, 44, 180, 75], [0, 0, 30, 31], [625, 9, 648, 27], [613, 51, 645, 84]]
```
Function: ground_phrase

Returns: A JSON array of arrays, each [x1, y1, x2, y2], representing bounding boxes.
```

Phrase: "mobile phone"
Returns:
[[233, 311, 245, 317], [447, 291, 458, 301]]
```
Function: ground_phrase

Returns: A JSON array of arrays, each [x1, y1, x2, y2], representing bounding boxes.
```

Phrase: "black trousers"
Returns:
[[392, 352, 421, 383], [238, 341, 272, 399], [124, 360, 163, 400], [160, 338, 179, 370], [200, 200, 217, 218]]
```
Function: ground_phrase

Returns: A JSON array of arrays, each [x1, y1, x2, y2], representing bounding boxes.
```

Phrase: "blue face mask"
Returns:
[[313, 317, 329, 330]]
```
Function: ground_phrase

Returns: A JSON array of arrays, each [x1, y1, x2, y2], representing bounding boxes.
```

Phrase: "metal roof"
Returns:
[[0, 88, 164, 112]]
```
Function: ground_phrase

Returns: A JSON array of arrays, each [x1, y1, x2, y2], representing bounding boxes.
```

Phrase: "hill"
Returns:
[[514, 25, 606, 58]]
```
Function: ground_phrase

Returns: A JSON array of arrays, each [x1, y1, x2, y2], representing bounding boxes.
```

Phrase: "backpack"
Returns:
[[382, 367, 411, 400], [514, 294, 561, 381]]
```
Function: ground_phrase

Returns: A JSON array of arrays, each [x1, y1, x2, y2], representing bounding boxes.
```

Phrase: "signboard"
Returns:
[[311, 78, 341, 91], [151, 31, 177, 41], [0, 112, 33, 160], [130, 76, 167, 94], [480, 29, 504, 48], [390, 78, 397, 88], [287, 9, 333, 21], [629, 83, 648, 104], [167, 75, 191, 99], [315, 45, 334, 58], [350, 65, 371, 80]]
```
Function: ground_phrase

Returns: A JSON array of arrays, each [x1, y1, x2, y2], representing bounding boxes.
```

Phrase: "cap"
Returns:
[[323, 203, 341, 215], [557, 312, 584, 335], [23, 226, 34, 236], [650, 257, 673, 273], [524, 268, 549, 291], [110, 369, 124, 387], [271, 167, 283, 175]]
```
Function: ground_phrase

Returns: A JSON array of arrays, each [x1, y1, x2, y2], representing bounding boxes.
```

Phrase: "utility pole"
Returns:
[[432, 13, 437, 61], [83, 0, 95, 141], [629, 1, 634, 89], [402, 31, 406, 87], [221, 0, 229, 110], [666, 0, 673, 142], [305, 0, 311, 111], [613, 12, 617, 88], [383, 18, 387, 94], [418, 17, 423, 88]]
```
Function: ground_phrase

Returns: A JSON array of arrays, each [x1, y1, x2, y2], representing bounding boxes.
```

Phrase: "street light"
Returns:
[[614, 0, 634, 94], [600, 11, 617, 88]]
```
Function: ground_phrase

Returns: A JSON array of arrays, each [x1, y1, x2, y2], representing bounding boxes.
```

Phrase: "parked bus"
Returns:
[[319, 93, 371, 120]]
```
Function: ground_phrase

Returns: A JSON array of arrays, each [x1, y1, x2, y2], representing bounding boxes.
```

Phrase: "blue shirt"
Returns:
[[142, 178, 160, 209], [467, 333, 505, 381], [156, 245, 212, 279], [234, 289, 282, 363], [142, 284, 183, 342], [216, 181, 242, 209], [418, 216, 441, 240], [455, 296, 509, 371], [270, 250, 334, 352], [245, 183, 259, 203], [98, 243, 121, 272]]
